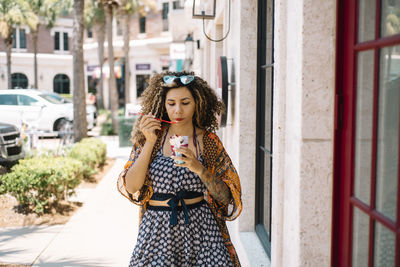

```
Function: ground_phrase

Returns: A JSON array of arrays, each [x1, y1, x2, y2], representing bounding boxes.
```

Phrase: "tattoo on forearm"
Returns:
[[200, 168, 231, 205]]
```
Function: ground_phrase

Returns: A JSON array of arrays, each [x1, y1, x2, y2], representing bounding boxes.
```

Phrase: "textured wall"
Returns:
[[236, 0, 258, 233], [0, 53, 73, 90], [272, 0, 336, 266]]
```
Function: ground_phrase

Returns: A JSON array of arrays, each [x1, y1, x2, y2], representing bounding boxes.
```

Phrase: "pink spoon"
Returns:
[[138, 113, 178, 124]]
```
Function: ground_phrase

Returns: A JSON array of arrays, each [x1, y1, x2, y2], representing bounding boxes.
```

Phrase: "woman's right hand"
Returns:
[[139, 113, 161, 144]]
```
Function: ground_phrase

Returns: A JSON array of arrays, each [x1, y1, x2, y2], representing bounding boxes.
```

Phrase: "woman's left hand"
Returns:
[[172, 147, 204, 175]]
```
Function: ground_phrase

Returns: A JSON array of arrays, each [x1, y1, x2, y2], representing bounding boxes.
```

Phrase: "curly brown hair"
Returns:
[[130, 71, 225, 147]]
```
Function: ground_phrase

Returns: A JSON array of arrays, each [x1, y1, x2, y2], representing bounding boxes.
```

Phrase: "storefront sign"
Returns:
[[87, 65, 99, 72], [170, 43, 185, 60], [136, 64, 151, 70]]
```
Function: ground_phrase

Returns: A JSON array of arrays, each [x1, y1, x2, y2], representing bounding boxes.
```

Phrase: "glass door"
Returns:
[[333, 1, 400, 266]]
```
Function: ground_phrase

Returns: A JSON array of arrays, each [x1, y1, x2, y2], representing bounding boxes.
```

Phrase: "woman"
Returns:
[[117, 71, 242, 266]]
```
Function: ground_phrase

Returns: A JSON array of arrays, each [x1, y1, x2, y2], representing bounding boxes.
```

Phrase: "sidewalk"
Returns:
[[0, 136, 139, 267]]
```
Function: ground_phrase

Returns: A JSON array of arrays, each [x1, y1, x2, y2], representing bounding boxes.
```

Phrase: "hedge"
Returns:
[[68, 137, 106, 179], [0, 157, 83, 213], [0, 137, 107, 214]]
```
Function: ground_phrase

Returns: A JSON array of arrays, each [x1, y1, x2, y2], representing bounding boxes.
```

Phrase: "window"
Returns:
[[17, 95, 38, 106], [12, 28, 26, 49], [53, 74, 70, 94], [19, 29, 26, 49], [11, 73, 28, 89], [162, 2, 169, 31], [136, 74, 150, 97], [172, 0, 184, 9], [54, 31, 69, 51], [0, 95, 18, 105], [139, 16, 146, 34], [87, 28, 93, 38], [55, 32, 60, 50], [117, 19, 123, 36], [256, 0, 273, 257], [333, 0, 400, 266], [63, 32, 68, 51]]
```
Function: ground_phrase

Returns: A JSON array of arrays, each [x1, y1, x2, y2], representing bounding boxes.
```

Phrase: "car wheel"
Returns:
[[55, 119, 71, 132]]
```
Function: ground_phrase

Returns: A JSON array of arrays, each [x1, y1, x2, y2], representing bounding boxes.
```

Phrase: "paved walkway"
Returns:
[[0, 136, 139, 267], [0, 136, 260, 267]]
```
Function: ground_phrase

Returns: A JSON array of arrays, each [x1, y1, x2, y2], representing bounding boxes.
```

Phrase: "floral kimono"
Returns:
[[117, 129, 243, 266]]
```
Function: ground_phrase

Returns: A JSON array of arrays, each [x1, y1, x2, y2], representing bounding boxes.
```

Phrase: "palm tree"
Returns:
[[118, 0, 156, 105], [0, 0, 37, 88], [101, 0, 119, 134], [26, 0, 71, 89], [118, 0, 135, 105], [84, 0, 106, 109], [72, 0, 88, 142]]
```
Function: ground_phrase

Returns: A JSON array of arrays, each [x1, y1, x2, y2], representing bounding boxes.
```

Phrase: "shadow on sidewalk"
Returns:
[[0, 226, 45, 246], [33, 257, 114, 267]]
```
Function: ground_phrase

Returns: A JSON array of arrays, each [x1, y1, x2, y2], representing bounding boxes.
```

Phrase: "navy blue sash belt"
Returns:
[[148, 190, 205, 226]]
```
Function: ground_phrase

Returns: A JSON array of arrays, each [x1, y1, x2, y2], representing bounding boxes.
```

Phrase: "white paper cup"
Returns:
[[170, 135, 189, 164]]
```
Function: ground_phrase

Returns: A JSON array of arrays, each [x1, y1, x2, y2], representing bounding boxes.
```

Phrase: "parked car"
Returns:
[[0, 122, 24, 165], [0, 89, 94, 134], [39, 92, 96, 128]]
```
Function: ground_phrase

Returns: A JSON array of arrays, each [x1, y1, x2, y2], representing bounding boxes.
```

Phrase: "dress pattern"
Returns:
[[117, 128, 243, 266], [129, 149, 233, 267]]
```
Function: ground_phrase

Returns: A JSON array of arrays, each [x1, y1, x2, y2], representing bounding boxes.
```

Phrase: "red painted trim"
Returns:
[[354, 34, 400, 51], [331, 0, 344, 264], [348, 0, 359, 265], [332, 0, 357, 265], [396, 37, 400, 267], [351, 197, 397, 231], [367, 46, 379, 267]]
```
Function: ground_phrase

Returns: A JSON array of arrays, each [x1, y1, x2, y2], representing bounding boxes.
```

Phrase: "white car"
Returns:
[[0, 89, 93, 134], [39, 92, 96, 129]]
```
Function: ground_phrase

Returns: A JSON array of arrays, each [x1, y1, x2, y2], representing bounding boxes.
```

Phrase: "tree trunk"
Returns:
[[32, 29, 39, 88], [4, 32, 13, 89], [105, 5, 119, 134], [94, 22, 105, 109], [122, 12, 131, 104], [72, 0, 88, 142]]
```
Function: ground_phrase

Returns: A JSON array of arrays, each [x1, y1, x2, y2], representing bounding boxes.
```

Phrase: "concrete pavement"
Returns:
[[0, 136, 258, 267], [0, 136, 139, 267]]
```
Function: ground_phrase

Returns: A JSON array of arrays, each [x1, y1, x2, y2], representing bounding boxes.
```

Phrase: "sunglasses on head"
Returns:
[[163, 75, 195, 85]]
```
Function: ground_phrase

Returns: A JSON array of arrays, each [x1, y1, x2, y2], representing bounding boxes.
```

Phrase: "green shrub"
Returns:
[[0, 157, 83, 214], [68, 138, 107, 178], [101, 121, 115, 135], [99, 108, 125, 136]]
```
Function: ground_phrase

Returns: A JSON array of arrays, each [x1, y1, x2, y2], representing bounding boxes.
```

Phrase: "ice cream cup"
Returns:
[[169, 135, 189, 164]]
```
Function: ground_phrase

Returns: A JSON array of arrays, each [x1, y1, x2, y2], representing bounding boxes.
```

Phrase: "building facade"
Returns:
[[187, 0, 400, 266], [0, 18, 73, 93], [0, 0, 188, 107]]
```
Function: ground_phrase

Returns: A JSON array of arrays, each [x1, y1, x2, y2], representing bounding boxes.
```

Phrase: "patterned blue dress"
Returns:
[[129, 147, 233, 267]]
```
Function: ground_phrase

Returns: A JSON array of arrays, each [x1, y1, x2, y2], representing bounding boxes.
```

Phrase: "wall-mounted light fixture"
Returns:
[[184, 33, 194, 71], [192, 0, 216, 19], [192, 0, 231, 43]]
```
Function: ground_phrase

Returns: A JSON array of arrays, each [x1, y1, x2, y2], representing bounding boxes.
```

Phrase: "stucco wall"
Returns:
[[0, 53, 73, 91], [190, 0, 257, 264], [272, 0, 336, 266], [236, 0, 258, 233]]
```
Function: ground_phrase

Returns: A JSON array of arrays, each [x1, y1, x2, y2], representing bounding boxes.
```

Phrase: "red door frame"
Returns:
[[332, 0, 356, 265], [332, 0, 400, 266]]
